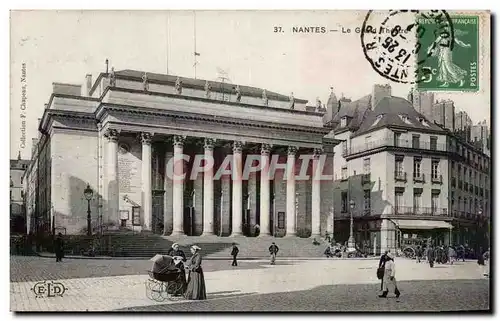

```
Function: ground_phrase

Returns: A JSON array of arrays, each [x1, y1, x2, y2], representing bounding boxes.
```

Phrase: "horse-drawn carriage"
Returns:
[[145, 254, 186, 302]]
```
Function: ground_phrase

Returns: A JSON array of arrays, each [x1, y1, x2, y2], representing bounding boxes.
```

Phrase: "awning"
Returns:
[[391, 219, 453, 230]]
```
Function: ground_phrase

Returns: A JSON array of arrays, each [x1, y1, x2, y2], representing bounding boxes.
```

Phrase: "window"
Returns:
[[413, 158, 422, 177], [431, 160, 440, 179], [394, 132, 401, 147], [458, 164, 462, 178], [364, 190, 371, 213], [21, 176, 23, 185], [469, 198, 473, 213], [464, 198, 468, 212], [341, 192, 348, 212], [21, 190, 24, 199], [340, 117, 347, 127], [430, 136, 438, 150], [412, 135, 420, 149], [431, 194, 439, 213], [10, 190, 12, 200], [451, 161, 455, 170], [363, 158, 370, 174], [395, 159, 404, 174], [365, 136, 372, 149], [372, 114, 383, 127], [451, 191, 455, 209], [341, 166, 348, 180], [458, 196, 462, 210], [342, 141, 347, 155], [395, 191, 404, 211], [413, 191, 422, 210]]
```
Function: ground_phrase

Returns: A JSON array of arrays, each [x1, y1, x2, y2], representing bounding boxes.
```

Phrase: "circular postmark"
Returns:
[[361, 10, 455, 84]]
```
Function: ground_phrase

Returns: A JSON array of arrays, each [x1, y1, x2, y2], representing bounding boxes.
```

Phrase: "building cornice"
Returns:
[[345, 145, 450, 161], [96, 102, 331, 135]]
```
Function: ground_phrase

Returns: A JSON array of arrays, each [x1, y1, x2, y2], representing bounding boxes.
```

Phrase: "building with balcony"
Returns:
[[326, 85, 490, 255], [10, 152, 30, 234]]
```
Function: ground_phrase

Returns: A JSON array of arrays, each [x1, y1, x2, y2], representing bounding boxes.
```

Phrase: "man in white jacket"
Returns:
[[379, 252, 401, 298]]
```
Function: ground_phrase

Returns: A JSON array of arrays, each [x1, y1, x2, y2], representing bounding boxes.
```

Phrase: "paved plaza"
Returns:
[[10, 256, 490, 312]]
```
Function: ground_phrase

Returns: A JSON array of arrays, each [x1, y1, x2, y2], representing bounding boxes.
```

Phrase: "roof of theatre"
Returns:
[[90, 69, 308, 103]]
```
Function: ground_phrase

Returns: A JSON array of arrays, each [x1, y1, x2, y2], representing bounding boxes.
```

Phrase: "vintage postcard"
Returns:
[[9, 10, 491, 312]]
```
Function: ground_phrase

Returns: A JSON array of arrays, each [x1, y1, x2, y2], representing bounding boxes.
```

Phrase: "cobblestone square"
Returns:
[[10, 256, 490, 312]]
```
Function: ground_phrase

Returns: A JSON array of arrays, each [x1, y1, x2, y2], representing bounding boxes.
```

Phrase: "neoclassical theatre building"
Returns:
[[35, 69, 342, 239]]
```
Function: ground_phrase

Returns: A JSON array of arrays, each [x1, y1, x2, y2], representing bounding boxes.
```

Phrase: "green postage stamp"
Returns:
[[417, 15, 479, 91]]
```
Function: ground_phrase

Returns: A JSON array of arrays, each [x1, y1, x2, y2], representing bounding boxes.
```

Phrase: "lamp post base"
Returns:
[[347, 236, 356, 250]]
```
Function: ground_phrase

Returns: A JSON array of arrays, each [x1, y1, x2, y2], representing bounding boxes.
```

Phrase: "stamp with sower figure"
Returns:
[[361, 10, 479, 91]]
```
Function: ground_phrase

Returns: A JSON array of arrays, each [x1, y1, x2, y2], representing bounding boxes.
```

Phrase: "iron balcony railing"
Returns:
[[392, 206, 448, 216], [394, 171, 407, 182], [431, 174, 443, 184], [361, 173, 371, 184], [413, 173, 425, 183], [346, 138, 447, 156]]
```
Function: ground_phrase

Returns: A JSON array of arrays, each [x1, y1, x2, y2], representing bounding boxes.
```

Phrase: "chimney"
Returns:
[[371, 84, 392, 110], [84, 74, 93, 96]]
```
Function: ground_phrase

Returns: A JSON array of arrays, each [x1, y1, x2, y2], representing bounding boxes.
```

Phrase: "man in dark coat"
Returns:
[[54, 233, 64, 262], [427, 245, 435, 267], [378, 250, 389, 291], [415, 245, 422, 263], [231, 243, 239, 266], [269, 242, 279, 265]]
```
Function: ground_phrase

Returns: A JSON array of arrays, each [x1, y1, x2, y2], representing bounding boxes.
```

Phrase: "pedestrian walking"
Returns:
[[483, 248, 490, 277], [427, 245, 435, 268], [325, 231, 331, 243], [415, 245, 422, 263], [377, 250, 389, 292], [448, 246, 456, 265], [477, 247, 486, 276], [54, 233, 64, 262], [379, 252, 400, 298], [269, 242, 279, 265], [231, 243, 239, 266], [184, 245, 207, 300]]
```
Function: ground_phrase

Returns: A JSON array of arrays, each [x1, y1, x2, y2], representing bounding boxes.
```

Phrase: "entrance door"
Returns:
[[152, 191, 164, 234]]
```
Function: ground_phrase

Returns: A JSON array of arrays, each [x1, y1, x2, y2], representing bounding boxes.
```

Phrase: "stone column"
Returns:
[[285, 146, 297, 237], [259, 143, 272, 236], [171, 135, 185, 235], [201, 138, 215, 236], [140, 132, 153, 230], [230, 141, 243, 236], [311, 148, 322, 237], [104, 128, 119, 224], [163, 149, 173, 235]]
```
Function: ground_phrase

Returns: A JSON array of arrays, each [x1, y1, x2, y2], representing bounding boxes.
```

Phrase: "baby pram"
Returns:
[[145, 254, 186, 302]]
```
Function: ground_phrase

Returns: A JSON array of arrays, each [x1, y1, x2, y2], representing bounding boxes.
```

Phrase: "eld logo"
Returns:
[[31, 281, 67, 298]]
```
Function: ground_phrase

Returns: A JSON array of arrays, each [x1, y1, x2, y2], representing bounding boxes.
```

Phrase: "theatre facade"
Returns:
[[38, 69, 340, 238]]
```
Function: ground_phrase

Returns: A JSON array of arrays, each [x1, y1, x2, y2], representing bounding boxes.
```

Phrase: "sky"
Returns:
[[9, 10, 491, 159]]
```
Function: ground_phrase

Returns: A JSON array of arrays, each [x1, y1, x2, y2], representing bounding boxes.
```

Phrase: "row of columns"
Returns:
[[104, 129, 325, 237]]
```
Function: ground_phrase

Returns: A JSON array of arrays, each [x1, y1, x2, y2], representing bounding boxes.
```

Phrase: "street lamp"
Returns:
[[84, 183, 93, 236], [348, 199, 355, 250]]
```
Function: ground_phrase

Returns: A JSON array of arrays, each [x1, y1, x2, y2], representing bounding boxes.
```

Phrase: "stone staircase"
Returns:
[[94, 232, 331, 258]]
